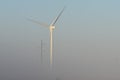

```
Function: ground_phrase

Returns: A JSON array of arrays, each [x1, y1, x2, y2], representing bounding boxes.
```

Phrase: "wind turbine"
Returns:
[[27, 7, 65, 68], [41, 40, 43, 64]]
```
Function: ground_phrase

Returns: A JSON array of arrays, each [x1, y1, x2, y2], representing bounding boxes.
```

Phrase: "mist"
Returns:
[[1, 0, 120, 80]]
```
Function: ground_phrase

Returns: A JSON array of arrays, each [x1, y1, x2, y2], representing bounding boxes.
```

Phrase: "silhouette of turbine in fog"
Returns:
[[27, 7, 65, 68], [41, 40, 43, 64]]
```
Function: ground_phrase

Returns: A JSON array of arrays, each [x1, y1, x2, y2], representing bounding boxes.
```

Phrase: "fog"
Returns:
[[1, 36, 120, 80], [1, 0, 120, 80]]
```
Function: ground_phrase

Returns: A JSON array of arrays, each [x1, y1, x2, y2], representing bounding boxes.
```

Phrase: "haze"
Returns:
[[0, 0, 120, 80]]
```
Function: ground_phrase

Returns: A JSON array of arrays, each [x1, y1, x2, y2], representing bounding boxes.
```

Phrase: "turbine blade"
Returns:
[[51, 6, 65, 26], [27, 18, 49, 27]]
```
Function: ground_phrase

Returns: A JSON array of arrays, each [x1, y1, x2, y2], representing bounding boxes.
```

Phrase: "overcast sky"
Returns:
[[1, 0, 120, 80]]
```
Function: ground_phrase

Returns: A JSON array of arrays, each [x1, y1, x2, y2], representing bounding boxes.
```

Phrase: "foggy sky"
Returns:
[[1, 0, 120, 80]]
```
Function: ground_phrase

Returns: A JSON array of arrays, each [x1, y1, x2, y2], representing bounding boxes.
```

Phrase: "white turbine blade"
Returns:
[[51, 6, 65, 26], [27, 18, 49, 27]]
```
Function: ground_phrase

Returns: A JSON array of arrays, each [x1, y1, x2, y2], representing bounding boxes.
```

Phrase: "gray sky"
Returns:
[[1, 0, 120, 80]]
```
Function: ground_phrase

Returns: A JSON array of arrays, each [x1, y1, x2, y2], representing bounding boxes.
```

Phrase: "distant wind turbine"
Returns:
[[41, 40, 43, 64], [27, 7, 65, 68]]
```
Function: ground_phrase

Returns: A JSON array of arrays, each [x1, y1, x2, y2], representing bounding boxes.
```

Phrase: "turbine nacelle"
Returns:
[[50, 25, 55, 31]]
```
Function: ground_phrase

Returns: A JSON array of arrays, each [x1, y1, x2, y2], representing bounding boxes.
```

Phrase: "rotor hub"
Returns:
[[50, 26, 55, 31]]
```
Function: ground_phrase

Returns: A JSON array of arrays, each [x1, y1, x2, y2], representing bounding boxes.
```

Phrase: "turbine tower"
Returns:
[[28, 7, 65, 68]]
